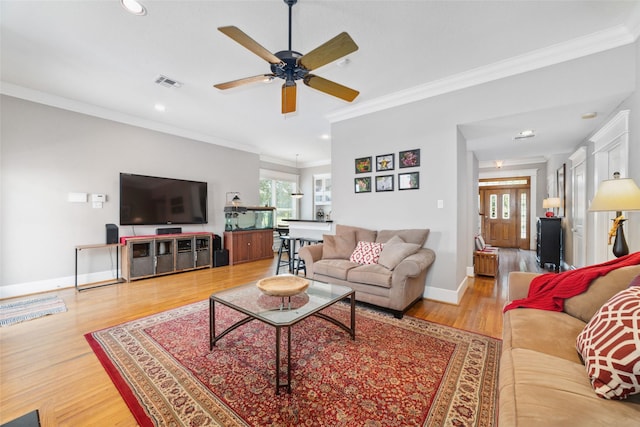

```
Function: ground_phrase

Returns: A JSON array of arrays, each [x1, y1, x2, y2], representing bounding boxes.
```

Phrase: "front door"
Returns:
[[481, 188, 518, 247]]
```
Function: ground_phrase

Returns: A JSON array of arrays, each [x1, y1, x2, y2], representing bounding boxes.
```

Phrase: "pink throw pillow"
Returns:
[[349, 241, 384, 265]]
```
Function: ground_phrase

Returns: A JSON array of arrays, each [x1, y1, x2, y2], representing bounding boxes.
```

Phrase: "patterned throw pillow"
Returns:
[[349, 241, 384, 265], [576, 286, 640, 399]]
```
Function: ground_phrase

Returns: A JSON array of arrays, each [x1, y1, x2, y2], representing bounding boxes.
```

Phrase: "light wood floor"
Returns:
[[0, 249, 542, 426]]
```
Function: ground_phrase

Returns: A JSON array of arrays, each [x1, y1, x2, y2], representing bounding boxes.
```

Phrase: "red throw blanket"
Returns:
[[503, 251, 640, 313]]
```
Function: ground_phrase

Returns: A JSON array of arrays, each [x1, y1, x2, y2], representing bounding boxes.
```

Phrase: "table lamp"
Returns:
[[589, 172, 640, 257], [542, 197, 561, 217]]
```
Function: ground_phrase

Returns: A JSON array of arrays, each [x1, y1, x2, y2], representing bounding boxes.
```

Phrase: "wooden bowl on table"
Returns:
[[256, 275, 309, 297]]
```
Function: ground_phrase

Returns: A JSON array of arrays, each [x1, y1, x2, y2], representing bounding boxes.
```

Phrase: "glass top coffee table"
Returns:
[[209, 279, 355, 394]]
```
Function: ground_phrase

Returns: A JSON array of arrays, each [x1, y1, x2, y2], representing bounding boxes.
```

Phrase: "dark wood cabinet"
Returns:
[[536, 217, 562, 270], [224, 230, 274, 265]]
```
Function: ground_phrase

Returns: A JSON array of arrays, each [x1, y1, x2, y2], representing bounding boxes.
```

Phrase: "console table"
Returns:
[[75, 243, 124, 291]]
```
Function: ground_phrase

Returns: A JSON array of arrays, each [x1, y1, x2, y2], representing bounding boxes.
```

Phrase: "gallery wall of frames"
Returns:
[[354, 149, 420, 194]]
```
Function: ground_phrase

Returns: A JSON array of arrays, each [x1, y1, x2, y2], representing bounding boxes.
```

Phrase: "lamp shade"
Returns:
[[589, 178, 640, 212], [543, 197, 561, 209]]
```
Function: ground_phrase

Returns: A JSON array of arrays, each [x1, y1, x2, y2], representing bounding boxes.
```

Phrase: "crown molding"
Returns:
[[260, 155, 331, 168], [626, 3, 640, 40], [327, 24, 637, 124], [0, 81, 260, 155]]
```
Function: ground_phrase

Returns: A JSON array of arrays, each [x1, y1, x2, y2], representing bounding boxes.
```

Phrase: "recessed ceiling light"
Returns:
[[320, 134, 331, 140], [121, 0, 147, 16], [154, 103, 166, 112], [581, 112, 598, 119]]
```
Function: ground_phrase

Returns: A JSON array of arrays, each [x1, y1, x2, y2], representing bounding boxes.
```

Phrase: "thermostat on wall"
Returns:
[[92, 194, 106, 202]]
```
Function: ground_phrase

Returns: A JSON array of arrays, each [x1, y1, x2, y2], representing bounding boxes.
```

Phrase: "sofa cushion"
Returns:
[[576, 285, 640, 400], [349, 241, 384, 265], [378, 236, 420, 270], [322, 231, 356, 259], [499, 348, 640, 427], [335, 224, 377, 242], [502, 308, 585, 364], [347, 264, 392, 288], [376, 228, 429, 246], [313, 259, 359, 281], [564, 265, 640, 323]]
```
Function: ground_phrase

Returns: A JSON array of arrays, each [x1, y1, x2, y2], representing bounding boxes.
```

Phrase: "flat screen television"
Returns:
[[120, 173, 208, 225]]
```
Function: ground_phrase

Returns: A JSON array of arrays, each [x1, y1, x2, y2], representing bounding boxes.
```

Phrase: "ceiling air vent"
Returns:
[[155, 75, 182, 88], [513, 129, 535, 141]]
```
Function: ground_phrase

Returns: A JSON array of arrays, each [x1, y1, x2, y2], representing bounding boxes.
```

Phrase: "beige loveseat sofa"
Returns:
[[499, 264, 640, 426], [298, 224, 435, 318]]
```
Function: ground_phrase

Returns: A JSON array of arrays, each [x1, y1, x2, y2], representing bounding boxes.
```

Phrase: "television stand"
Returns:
[[121, 232, 213, 281]]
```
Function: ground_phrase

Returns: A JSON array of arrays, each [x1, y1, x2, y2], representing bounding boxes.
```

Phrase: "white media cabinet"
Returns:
[[121, 232, 213, 281]]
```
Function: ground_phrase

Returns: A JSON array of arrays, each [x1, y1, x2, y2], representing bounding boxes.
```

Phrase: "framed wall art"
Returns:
[[376, 154, 394, 172], [355, 157, 372, 174], [375, 175, 394, 192], [398, 172, 419, 190], [399, 149, 420, 168], [354, 177, 372, 193]]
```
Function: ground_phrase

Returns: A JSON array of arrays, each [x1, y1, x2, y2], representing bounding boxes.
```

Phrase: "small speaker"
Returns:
[[212, 234, 222, 251], [214, 249, 229, 267], [156, 227, 182, 235], [106, 224, 119, 244]]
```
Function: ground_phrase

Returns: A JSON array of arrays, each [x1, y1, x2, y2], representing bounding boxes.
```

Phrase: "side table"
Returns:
[[75, 243, 124, 291]]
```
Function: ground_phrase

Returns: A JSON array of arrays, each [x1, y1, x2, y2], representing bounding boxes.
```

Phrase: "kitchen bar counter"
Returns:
[[283, 219, 334, 239]]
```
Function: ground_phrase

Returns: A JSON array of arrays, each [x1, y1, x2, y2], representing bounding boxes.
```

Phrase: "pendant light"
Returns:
[[291, 154, 304, 199]]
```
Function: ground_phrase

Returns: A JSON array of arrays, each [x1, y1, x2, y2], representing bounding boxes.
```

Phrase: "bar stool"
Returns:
[[295, 237, 323, 276], [275, 235, 296, 274]]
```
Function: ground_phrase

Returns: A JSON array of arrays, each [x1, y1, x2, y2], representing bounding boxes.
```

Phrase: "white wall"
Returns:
[[1, 95, 260, 296], [332, 101, 459, 299], [616, 38, 640, 253]]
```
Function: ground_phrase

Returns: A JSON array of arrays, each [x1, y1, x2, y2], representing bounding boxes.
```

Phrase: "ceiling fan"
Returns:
[[214, 0, 359, 114]]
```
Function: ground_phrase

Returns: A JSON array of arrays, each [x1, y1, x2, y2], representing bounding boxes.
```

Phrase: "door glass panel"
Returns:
[[490, 194, 497, 219], [520, 192, 527, 239], [502, 194, 510, 219]]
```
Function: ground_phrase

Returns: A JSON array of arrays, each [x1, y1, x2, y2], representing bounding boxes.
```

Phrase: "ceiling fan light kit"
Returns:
[[214, 0, 359, 114]]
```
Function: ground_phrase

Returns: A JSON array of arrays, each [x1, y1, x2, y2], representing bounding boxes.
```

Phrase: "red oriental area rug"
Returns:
[[86, 301, 501, 426]]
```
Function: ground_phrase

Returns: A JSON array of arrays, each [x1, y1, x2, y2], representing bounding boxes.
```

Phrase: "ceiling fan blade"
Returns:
[[282, 83, 297, 114], [214, 74, 275, 90], [298, 32, 359, 71], [218, 26, 282, 65], [303, 75, 359, 102]]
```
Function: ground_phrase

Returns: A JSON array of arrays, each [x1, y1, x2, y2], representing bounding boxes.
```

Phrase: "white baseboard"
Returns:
[[3, 270, 473, 306], [0, 270, 119, 299], [423, 276, 469, 305], [466, 266, 475, 277]]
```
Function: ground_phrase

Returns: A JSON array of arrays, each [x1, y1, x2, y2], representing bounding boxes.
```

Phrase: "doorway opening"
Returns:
[[479, 177, 530, 249]]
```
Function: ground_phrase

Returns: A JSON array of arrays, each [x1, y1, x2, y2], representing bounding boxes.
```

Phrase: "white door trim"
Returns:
[[588, 110, 629, 264]]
